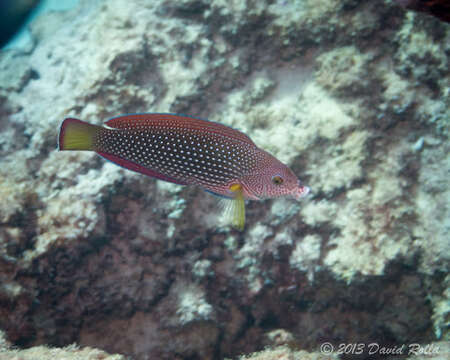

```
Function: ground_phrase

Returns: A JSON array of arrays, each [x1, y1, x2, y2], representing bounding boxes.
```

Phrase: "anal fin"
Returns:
[[97, 152, 187, 185]]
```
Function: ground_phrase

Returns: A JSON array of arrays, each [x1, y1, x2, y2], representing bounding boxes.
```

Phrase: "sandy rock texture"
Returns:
[[232, 345, 338, 360], [0, 329, 125, 360], [0, 0, 448, 359]]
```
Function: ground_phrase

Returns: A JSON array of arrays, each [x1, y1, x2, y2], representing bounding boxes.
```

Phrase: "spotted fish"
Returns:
[[58, 113, 309, 229]]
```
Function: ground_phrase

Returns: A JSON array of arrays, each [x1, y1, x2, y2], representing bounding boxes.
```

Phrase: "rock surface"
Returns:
[[0, 329, 125, 360], [0, 0, 448, 359]]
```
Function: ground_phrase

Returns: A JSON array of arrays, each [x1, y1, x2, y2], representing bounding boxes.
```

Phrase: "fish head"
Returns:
[[240, 151, 310, 201]]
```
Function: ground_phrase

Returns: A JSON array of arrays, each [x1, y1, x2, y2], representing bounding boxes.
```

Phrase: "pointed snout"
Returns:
[[292, 184, 310, 200]]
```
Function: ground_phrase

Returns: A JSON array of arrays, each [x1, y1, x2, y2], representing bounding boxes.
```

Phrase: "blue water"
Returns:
[[4, 0, 79, 50]]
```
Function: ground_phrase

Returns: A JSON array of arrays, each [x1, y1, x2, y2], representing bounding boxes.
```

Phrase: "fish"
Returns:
[[58, 113, 310, 230]]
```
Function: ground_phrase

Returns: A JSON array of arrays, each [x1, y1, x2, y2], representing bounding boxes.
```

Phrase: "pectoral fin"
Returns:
[[219, 184, 245, 230]]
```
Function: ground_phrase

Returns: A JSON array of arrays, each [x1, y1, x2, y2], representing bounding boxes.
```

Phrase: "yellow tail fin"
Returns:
[[58, 118, 100, 151]]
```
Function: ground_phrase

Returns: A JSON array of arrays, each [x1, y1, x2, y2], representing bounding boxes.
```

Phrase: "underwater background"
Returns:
[[0, 0, 449, 359]]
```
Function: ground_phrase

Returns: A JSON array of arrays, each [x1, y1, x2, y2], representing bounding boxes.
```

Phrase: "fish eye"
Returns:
[[272, 175, 283, 185]]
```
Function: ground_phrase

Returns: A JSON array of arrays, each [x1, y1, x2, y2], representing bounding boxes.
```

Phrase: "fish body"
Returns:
[[58, 113, 309, 229]]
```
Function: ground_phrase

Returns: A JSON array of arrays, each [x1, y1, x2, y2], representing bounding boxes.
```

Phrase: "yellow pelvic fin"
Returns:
[[219, 184, 245, 231]]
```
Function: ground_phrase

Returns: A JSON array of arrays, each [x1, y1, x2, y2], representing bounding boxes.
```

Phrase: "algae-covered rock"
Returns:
[[235, 345, 338, 360], [0, 343, 126, 360], [315, 46, 373, 95], [0, 0, 448, 359]]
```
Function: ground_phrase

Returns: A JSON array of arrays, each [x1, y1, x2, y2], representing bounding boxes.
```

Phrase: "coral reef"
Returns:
[[0, 0, 448, 359]]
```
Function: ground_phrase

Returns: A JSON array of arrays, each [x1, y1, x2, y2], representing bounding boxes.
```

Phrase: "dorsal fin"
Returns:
[[104, 113, 256, 146]]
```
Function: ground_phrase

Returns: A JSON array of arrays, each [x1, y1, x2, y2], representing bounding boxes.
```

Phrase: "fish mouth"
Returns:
[[292, 185, 310, 200]]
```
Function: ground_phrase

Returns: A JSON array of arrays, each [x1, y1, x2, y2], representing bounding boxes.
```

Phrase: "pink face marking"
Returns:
[[291, 184, 310, 200]]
